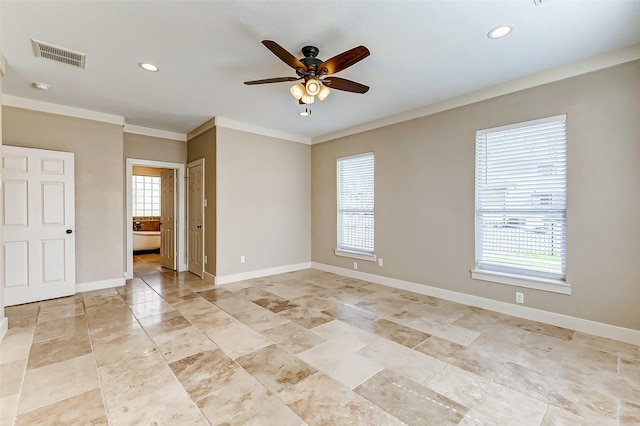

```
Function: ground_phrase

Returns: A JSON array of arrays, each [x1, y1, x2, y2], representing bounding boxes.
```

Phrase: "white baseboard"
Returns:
[[76, 277, 126, 293], [0, 317, 8, 342], [215, 262, 312, 285], [311, 262, 640, 346]]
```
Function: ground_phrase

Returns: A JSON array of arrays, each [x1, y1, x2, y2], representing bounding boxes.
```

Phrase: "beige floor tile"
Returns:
[[0, 331, 33, 365], [311, 319, 381, 352], [236, 344, 316, 394], [0, 358, 26, 397], [232, 305, 290, 331], [92, 327, 157, 367], [206, 323, 273, 359], [153, 325, 219, 363], [280, 372, 404, 425], [358, 338, 447, 386], [99, 351, 207, 425], [298, 340, 384, 389], [355, 368, 469, 425], [262, 321, 325, 354], [32, 314, 88, 343], [197, 367, 306, 425], [252, 294, 299, 313], [36, 302, 85, 323], [494, 362, 618, 424], [620, 400, 640, 424], [428, 364, 547, 426], [571, 332, 640, 360], [406, 317, 480, 346], [138, 310, 191, 337], [416, 336, 506, 379], [621, 356, 640, 381], [169, 349, 239, 401], [129, 298, 175, 319], [26, 332, 92, 369], [18, 354, 99, 415], [277, 306, 333, 329], [540, 405, 604, 426], [209, 294, 259, 314], [15, 388, 108, 426], [0, 393, 19, 426]]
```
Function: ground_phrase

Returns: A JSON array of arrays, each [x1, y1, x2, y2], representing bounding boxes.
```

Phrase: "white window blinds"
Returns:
[[337, 153, 374, 254], [475, 115, 567, 281]]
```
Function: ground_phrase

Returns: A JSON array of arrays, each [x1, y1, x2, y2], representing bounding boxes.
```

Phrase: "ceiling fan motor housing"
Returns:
[[298, 46, 324, 78]]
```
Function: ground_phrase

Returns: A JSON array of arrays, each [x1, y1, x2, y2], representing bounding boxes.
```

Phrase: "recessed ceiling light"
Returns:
[[488, 25, 513, 39], [32, 82, 49, 90], [138, 62, 159, 72]]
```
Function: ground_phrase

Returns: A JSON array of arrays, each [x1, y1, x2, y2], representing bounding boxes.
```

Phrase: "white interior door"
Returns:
[[187, 159, 204, 277], [2, 146, 75, 306], [160, 169, 176, 270]]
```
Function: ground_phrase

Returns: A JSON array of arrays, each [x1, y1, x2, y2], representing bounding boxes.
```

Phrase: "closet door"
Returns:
[[2, 146, 75, 305], [160, 169, 176, 270]]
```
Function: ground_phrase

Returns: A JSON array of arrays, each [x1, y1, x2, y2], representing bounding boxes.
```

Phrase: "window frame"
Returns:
[[471, 114, 570, 294], [335, 152, 376, 262], [132, 175, 161, 217]]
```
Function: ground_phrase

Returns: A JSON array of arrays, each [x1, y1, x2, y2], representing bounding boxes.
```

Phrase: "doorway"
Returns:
[[125, 159, 186, 279]]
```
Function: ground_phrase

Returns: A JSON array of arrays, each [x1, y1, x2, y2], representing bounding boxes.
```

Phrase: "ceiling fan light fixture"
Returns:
[[299, 108, 311, 117], [306, 78, 320, 96], [138, 62, 159, 72], [290, 83, 305, 100], [317, 84, 331, 101], [301, 94, 315, 104]]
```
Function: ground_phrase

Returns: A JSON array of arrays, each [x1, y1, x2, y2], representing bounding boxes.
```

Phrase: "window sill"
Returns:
[[470, 269, 571, 295], [334, 249, 377, 262]]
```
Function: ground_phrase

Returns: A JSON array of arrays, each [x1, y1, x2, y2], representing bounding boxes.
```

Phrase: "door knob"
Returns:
[[66, 229, 73, 234]]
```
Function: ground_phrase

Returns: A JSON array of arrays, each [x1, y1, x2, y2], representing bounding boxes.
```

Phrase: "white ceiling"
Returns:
[[2, 1, 640, 142]]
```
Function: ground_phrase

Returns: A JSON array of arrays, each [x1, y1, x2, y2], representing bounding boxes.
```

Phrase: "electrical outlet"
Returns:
[[377, 258, 384, 267], [240, 255, 245, 264], [516, 292, 524, 304], [353, 262, 358, 270]]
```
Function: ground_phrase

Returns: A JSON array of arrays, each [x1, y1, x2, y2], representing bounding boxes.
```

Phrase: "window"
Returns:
[[474, 115, 567, 285], [336, 153, 375, 258], [132, 175, 161, 217]]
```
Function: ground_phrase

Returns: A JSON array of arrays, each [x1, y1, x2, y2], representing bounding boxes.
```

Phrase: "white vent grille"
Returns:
[[31, 39, 86, 69]]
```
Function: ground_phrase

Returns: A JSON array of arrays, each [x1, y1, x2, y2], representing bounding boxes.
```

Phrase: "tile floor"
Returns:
[[1, 253, 639, 425]]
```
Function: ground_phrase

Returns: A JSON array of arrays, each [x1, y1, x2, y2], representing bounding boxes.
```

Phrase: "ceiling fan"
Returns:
[[244, 40, 370, 109]]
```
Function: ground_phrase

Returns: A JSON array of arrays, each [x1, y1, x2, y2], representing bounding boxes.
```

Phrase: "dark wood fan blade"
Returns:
[[244, 77, 301, 85], [262, 40, 307, 71], [323, 77, 369, 94], [318, 46, 370, 76]]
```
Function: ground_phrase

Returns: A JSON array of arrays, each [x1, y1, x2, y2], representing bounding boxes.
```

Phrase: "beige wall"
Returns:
[[216, 127, 310, 277], [312, 60, 640, 331], [124, 132, 187, 164], [3, 107, 125, 284], [187, 126, 216, 276]]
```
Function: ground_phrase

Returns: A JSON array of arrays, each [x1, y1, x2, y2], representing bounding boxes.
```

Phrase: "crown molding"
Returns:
[[312, 43, 640, 144], [124, 124, 186, 141], [186, 118, 215, 141], [2, 95, 125, 125], [214, 116, 311, 145]]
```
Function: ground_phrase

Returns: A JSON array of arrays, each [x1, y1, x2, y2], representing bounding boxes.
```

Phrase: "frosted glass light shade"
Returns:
[[306, 79, 320, 96], [290, 83, 305, 100], [301, 94, 315, 104], [317, 85, 331, 101]]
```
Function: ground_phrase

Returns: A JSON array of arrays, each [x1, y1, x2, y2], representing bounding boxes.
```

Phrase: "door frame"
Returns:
[[125, 158, 186, 279]]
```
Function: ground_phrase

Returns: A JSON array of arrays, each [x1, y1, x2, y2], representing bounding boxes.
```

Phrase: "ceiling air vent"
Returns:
[[31, 39, 86, 69]]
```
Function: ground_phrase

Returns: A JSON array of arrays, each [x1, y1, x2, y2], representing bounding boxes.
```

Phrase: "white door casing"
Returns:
[[187, 159, 204, 277], [2, 146, 75, 306], [160, 169, 176, 270]]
